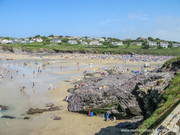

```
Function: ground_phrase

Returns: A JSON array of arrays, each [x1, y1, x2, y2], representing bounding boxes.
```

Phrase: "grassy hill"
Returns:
[[1, 42, 180, 56]]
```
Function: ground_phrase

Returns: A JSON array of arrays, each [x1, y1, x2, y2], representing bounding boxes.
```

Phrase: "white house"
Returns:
[[160, 42, 169, 48], [69, 36, 81, 40], [173, 43, 180, 47], [89, 40, 102, 45], [25, 40, 34, 43], [99, 38, 105, 42], [36, 38, 43, 43], [111, 42, 123, 46], [50, 39, 62, 43], [2, 39, 13, 44], [81, 42, 88, 45], [132, 42, 142, 46], [147, 41, 157, 46], [68, 40, 78, 44]]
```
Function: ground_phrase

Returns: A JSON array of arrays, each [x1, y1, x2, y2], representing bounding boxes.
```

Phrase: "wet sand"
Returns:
[[0, 52, 168, 135]]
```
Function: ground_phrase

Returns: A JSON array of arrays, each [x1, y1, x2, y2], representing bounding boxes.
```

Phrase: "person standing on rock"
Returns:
[[105, 112, 109, 121]]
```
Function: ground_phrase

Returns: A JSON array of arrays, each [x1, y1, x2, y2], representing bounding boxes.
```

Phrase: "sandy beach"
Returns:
[[0, 52, 169, 135]]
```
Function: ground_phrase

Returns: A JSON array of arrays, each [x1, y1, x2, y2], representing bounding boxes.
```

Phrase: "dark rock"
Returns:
[[1, 115, 16, 119], [45, 103, 54, 108], [24, 117, 30, 120], [53, 116, 61, 120], [27, 106, 62, 114], [47, 106, 62, 111], [116, 119, 143, 130], [0, 105, 8, 110], [27, 108, 46, 114]]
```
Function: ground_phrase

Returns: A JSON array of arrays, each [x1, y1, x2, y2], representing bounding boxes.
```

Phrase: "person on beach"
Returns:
[[49, 84, 52, 90], [11, 75, 13, 79], [77, 63, 80, 70], [64, 96, 68, 101], [113, 116, 116, 122], [105, 112, 109, 121], [32, 82, 35, 88]]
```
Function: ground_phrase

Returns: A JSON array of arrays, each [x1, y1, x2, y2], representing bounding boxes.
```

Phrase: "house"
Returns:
[[25, 40, 34, 43], [173, 43, 180, 47], [87, 37, 93, 40], [89, 40, 102, 45], [137, 38, 148, 41], [81, 42, 88, 45], [160, 42, 169, 48], [147, 41, 157, 46], [68, 40, 78, 44], [111, 42, 123, 46], [2, 39, 13, 44], [99, 38, 105, 42], [50, 39, 62, 43], [48, 37, 54, 39], [54, 36, 59, 39], [36, 38, 43, 42], [132, 42, 142, 46], [69, 36, 81, 40]]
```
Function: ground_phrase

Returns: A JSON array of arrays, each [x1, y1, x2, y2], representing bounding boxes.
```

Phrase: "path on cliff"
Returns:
[[152, 103, 180, 135]]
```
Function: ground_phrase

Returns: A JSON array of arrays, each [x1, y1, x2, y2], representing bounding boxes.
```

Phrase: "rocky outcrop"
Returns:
[[68, 71, 174, 119], [154, 57, 180, 73]]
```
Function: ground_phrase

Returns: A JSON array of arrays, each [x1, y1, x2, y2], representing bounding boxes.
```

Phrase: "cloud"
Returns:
[[128, 12, 149, 21], [100, 19, 122, 25]]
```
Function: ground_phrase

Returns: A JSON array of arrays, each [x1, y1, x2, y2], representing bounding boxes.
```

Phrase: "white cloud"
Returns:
[[128, 12, 149, 21], [100, 19, 122, 25]]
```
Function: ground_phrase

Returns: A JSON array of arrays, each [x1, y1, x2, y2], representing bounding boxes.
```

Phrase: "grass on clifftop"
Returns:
[[163, 56, 180, 67], [138, 72, 180, 134], [1, 43, 180, 56]]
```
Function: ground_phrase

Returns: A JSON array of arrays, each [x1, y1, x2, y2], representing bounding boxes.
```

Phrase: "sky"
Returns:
[[0, 0, 180, 41]]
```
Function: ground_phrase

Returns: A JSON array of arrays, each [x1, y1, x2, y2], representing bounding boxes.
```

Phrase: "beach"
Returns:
[[0, 52, 170, 135]]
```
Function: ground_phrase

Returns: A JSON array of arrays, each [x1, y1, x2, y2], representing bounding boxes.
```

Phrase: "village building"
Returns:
[[160, 42, 169, 48], [81, 42, 88, 45], [111, 42, 123, 46], [89, 40, 102, 45], [50, 39, 62, 43], [2, 39, 13, 44], [36, 38, 43, 43], [147, 41, 157, 46], [132, 42, 142, 46], [173, 43, 180, 47], [68, 40, 78, 44]]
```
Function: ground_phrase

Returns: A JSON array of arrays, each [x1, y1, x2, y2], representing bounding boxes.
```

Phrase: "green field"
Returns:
[[1, 42, 180, 56]]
